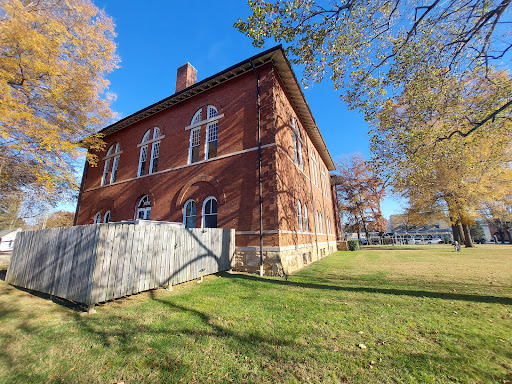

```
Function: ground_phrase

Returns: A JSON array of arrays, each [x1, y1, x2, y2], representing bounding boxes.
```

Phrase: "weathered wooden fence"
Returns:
[[5, 224, 235, 305]]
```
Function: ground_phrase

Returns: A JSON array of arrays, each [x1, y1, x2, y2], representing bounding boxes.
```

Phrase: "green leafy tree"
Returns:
[[236, 0, 512, 137]]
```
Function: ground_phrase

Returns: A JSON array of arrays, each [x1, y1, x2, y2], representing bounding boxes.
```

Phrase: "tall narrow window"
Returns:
[[310, 151, 319, 186], [138, 130, 150, 176], [206, 122, 218, 159], [101, 158, 110, 186], [304, 204, 308, 232], [321, 168, 327, 195], [104, 211, 111, 223], [183, 200, 196, 229], [94, 212, 101, 224], [292, 118, 302, 170], [138, 128, 162, 176], [102, 143, 121, 186], [150, 141, 160, 173], [189, 128, 200, 163], [202, 196, 217, 228], [149, 127, 161, 174], [111, 156, 119, 183], [297, 200, 303, 232], [136, 195, 151, 220]]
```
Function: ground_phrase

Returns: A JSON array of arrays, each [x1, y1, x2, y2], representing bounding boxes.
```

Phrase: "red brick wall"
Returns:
[[273, 73, 337, 248], [75, 62, 335, 250], [76, 64, 279, 248]]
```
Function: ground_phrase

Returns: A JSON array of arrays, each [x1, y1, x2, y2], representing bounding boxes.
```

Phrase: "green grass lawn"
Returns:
[[1, 245, 511, 383]]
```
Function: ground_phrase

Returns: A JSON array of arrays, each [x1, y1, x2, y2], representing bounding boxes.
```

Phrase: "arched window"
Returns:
[[202, 196, 217, 228], [192, 109, 202, 124], [183, 200, 196, 229], [101, 143, 121, 186], [303, 204, 308, 232], [207, 105, 218, 119], [138, 127, 162, 176], [104, 211, 111, 223], [93, 212, 101, 224], [297, 200, 303, 232], [136, 195, 151, 220], [189, 109, 202, 164], [326, 216, 331, 235], [188, 106, 222, 164]]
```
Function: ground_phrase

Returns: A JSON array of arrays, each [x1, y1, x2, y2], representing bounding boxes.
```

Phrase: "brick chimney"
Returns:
[[175, 63, 197, 93]]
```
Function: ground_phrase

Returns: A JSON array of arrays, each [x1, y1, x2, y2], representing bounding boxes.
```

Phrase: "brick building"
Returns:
[[75, 46, 341, 275]]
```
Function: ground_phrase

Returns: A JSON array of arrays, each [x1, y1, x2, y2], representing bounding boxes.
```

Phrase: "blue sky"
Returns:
[[87, 0, 403, 218]]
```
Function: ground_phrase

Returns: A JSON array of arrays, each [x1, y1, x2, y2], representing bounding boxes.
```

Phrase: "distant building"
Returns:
[[74, 46, 340, 275], [0, 228, 22, 251], [388, 214, 452, 243]]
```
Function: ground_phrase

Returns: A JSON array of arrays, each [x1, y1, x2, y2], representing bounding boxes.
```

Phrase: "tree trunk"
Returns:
[[451, 224, 463, 245], [462, 224, 474, 247]]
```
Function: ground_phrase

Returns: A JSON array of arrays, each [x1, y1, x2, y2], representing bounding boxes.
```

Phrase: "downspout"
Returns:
[[250, 60, 264, 277], [73, 161, 89, 226]]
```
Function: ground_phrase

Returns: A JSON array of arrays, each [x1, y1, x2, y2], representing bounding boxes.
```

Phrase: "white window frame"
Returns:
[[297, 200, 303, 232], [137, 130, 151, 177], [136, 195, 151, 220], [189, 127, 201, 164], [291, 118, 303, 170], [183, 199, 197, 229], [102, 143, 121, 186], [304, 204, 308, 232], [104, 211, 111, 223], [148, 127, 161, 174], [101, 158, 110, 186], [110, 155, 120, 184], [93, 212, 101, 224], [207, 105, 218, 119], [202, 196, 218, 228], [310, 150, 319, 186]]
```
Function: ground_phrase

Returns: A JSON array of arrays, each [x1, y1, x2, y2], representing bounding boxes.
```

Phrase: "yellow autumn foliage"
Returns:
[[0, 0, 118, 202]]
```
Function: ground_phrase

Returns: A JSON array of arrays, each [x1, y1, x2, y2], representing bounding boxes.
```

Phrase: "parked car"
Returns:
[[427, 238, 444, 244]]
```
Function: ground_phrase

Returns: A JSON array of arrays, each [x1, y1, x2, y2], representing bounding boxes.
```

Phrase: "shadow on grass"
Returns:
[[220, 272, 512, 305], [0, 270, 86, 312]]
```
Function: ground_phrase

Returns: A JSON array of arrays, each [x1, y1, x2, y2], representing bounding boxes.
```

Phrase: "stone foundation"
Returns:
[[233, 242, 337, 276]]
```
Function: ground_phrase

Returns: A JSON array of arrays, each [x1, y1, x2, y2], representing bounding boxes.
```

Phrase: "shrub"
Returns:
[[347, 240, 360, 251]]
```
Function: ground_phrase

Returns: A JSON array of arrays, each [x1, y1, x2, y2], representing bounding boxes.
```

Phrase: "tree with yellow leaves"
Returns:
[[372, 68, 512, 247], [0, 0, 118, 209]]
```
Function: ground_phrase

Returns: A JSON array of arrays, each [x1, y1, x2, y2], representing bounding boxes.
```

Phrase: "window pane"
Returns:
[[191, 146, 200, 163], [204, 214, 217, 228], [208, 140, 217, 159], [102, 159, 110, 185], [208, 106, 218, 119], [138, 210, 144, 219], [186, 215, 196, 229], [145, 209, 151, 220], [111, 156, 119, 183]]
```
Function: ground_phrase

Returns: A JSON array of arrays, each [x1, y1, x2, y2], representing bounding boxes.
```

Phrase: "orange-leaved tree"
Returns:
[[334, 154, 387, 243]]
